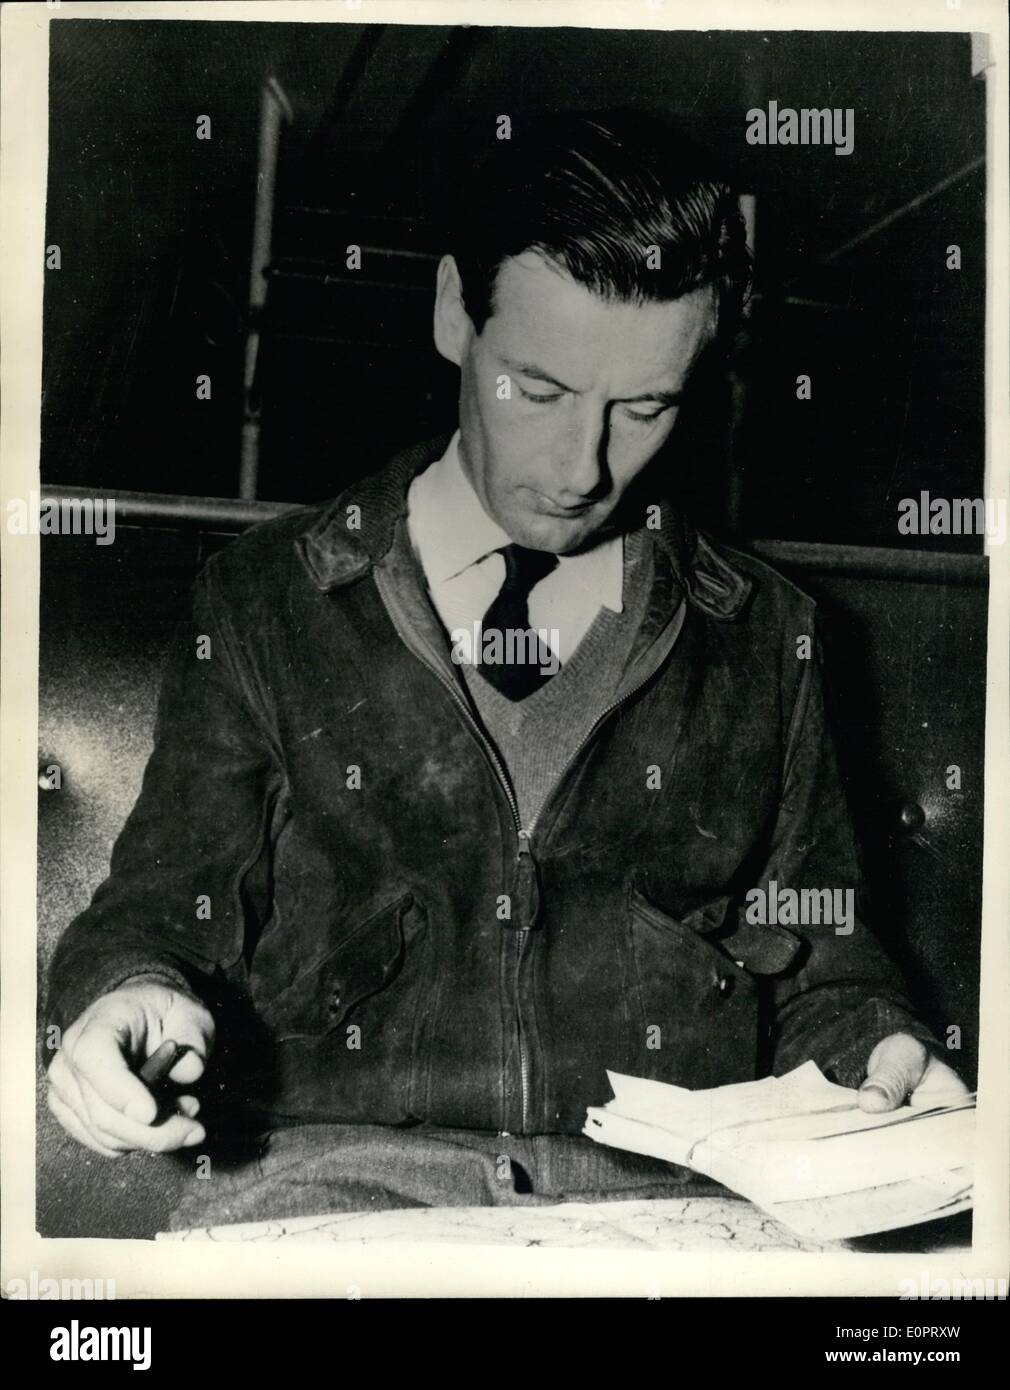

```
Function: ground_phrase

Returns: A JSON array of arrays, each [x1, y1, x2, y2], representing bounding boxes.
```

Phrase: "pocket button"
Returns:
[[715, 974, 734, 996]]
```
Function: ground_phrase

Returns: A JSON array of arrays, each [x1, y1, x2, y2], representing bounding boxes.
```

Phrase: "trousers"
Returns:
[[168, 1123, 717, 1231]]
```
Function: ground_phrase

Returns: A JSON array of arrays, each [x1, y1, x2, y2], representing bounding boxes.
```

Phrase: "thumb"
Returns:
[[859, 1033, 928, 1112], [161, 995, 216, 1086]]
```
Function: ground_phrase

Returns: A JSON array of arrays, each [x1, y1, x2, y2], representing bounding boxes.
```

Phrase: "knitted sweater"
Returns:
[[460, 529, 654, 829]]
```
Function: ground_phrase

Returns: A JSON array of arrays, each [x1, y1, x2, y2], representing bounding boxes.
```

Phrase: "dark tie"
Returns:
[[476, 544, 560, 701]]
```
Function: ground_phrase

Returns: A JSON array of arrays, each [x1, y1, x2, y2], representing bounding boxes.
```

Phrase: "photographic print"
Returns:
[[2, 0, 1007, 1325]]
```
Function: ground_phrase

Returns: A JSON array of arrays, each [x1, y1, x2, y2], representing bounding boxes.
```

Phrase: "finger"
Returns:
[[54, 1060, 150, 1151], [909, 1056, 971, 1104], [77, 1072, 206, 1153], [48, 1049, 108, 1133], [163, 1006, 215, 1085], [168, 1056, 207, 1089], [79, 1085, 203, 1152], [46, 1049, 83, 1110], [69, 1020, 160, 1122], [168, 1049, 207, 1087], [859, 1035, 928, 1112], [175, 1094, 201, 1119], [48, 1088, 122, 1159], [53, 1056, 167, 1155]]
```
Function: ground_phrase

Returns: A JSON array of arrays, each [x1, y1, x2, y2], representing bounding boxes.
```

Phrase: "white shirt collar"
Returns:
[[407, 433, 512, 584], [407, 432, 623, 611]]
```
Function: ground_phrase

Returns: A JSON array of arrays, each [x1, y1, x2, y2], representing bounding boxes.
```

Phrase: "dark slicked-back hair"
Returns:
[[452, 108, 751, 338]]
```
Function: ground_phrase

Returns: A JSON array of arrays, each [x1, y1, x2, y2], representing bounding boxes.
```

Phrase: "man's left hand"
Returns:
[[858, 1032, 969, 1112]]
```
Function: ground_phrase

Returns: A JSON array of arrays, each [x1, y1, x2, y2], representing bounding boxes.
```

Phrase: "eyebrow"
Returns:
[[503, 358, 684, 406]]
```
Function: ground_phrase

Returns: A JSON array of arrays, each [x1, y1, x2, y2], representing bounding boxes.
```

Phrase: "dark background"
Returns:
[[41, 20, 987, 545]]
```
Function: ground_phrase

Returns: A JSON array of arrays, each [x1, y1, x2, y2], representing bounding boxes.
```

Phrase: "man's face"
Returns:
[[434, 250, 717, 553]]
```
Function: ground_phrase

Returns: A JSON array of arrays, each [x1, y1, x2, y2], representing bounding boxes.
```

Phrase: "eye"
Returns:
[[518, 384, 564, 405], [621, 404, 670, 424]]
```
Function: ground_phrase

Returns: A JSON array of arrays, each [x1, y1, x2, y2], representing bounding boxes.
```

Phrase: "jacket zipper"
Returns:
[[376, 583, 673, 1133], [371, 599, 535, 1127], [504, 661, 673, 1129], [514, 830, 533, 1131]]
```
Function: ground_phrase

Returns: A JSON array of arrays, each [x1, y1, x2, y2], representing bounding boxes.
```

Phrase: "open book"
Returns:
[[584, 1062, 975, 1241]]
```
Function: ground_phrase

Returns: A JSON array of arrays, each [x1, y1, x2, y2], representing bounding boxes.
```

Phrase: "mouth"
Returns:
[[525, 488, 597, 519]]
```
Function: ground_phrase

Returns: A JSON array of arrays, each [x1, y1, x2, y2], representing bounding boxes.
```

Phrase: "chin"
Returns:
[[512, 513, 598, 554]]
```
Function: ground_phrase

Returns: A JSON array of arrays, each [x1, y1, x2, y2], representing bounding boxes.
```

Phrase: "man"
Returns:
[[45, 112, 965, 1226]]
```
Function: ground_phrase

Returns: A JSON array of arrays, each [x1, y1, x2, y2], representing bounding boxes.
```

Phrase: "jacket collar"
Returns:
[[295, 434, 753, 622]]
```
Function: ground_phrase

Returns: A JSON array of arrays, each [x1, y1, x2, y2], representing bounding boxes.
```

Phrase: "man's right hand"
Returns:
[[47, 981, 215, 1157]]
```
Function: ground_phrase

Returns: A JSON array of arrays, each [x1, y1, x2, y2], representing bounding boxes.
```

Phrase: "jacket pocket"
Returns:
[[625, 884, 764, 1087], [257, 891, 426, 1043]]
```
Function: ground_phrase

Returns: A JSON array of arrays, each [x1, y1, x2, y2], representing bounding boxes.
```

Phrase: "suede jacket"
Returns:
[[46, 437, 938, 1136]]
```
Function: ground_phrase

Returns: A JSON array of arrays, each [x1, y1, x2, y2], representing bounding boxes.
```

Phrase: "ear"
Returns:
[[433, 254, 474, 367]]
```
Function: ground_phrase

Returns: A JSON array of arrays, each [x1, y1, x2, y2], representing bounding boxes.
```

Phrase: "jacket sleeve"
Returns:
[[45, 553, 281, 1042], [764, 614, 943, 1088]]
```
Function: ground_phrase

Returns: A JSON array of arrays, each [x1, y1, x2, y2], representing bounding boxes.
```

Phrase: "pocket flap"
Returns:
[[716, 916, 803, 975], [324, 902, 408, 1027], [630, 878, 801, 976], [261, 891, 416, 1039]]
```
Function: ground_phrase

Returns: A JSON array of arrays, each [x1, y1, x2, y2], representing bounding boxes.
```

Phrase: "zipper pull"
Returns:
[[509, 829, 542, 931]]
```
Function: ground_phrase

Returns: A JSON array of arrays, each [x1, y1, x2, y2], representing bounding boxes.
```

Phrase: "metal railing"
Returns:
[[37, 485, 987, 586]]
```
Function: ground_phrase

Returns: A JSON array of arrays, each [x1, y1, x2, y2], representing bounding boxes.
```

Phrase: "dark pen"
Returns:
[[138, 1039, 187, 1123]]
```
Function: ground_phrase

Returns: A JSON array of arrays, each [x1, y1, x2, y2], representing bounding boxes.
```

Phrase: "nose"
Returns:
[[559, 403, 609, 501]]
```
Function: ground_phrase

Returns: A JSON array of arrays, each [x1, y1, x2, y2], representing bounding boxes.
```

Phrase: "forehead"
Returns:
[[486, 251, 717, 391]]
